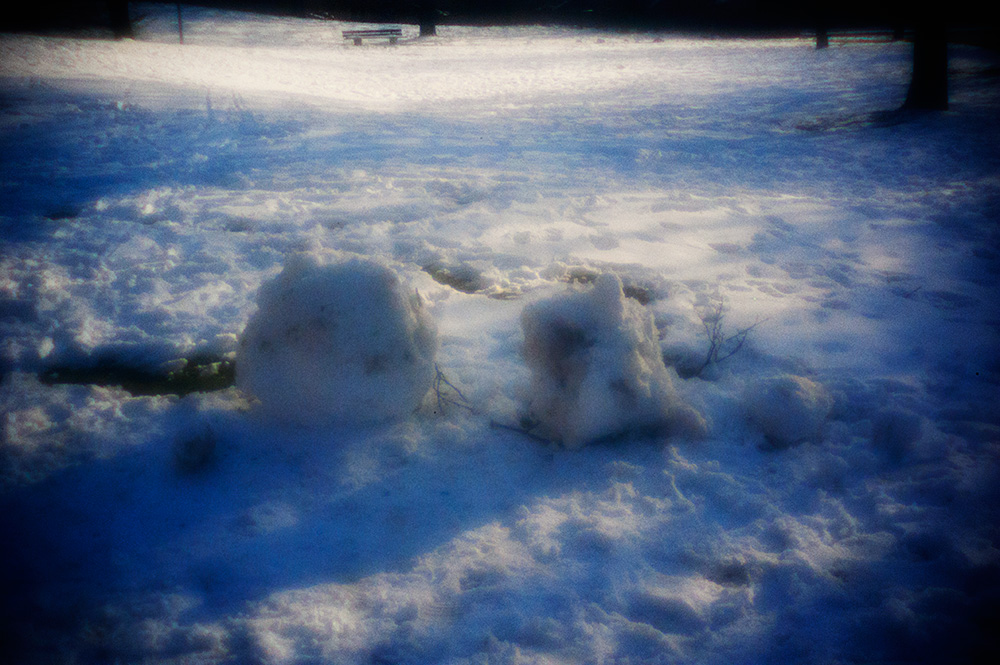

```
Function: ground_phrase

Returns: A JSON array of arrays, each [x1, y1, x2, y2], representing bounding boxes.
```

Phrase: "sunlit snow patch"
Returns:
[[521, 273, 705, 447], [236, 253, 437, 426]]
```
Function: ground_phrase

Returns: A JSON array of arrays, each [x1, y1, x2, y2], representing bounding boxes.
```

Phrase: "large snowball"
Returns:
[[521, 274, 703, 448], [743, 375, 833, 448], [237, 254, 437, 426]]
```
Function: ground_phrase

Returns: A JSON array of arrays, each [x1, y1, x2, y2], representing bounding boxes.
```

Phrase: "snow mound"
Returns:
[[872, 407, 924, 461], [236, 254, 437, 426], [521, 274, 704, 448], [743, 374, 833, 448]]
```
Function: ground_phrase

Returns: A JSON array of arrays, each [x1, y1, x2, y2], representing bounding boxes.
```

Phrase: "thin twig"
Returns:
[[433, 365, 475, 414], [433, 366, 554, 445], [694, 295, 766, 376], [489, 419, 555, 445]]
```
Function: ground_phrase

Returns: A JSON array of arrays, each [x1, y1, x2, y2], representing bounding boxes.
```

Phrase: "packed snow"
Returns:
[[742, 374, 833, 448], [237, 253, 438, 426], [521, 273, 705, 447], [1, 4, 999, 664]]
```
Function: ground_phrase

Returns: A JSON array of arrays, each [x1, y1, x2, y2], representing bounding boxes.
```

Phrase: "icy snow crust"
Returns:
[[2, 4, 1000, 664]]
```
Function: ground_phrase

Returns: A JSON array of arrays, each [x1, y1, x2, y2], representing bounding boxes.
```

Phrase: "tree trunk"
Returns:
[[813, 7, 829, 49], [419, 3, 437, 37], [108, 0, 132, 39], [904, 21, 948, 110], [816, 25, 829, 49]]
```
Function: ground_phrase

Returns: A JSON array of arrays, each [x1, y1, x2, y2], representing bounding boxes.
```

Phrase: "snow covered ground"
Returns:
[[2, 4, 999, 663]]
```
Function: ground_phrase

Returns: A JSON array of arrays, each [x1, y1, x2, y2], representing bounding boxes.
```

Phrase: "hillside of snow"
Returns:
[[2, 4, 999, 664]]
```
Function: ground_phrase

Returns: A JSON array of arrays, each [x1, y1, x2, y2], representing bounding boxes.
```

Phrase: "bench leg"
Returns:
[[353, 37, 362, 46]]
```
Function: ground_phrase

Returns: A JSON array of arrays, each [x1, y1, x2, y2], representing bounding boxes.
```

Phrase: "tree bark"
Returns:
[[108, 0, 132, 39], [177, 3, 184, 44], [816, 25, 829, 49], [419, 3, 437, 37], [904, 21, 948, 110]]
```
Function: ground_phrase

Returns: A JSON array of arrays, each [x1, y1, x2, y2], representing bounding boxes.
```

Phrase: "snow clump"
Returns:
[[521, 273, 704, 448], [871, 406, 924, 461], [743, 374, 833, 448], [236, 254, 437, 426]]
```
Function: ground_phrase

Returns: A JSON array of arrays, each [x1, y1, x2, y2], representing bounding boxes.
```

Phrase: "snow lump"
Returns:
[[521, 273, 704, 448], [743, 374, 833, 448], [236, 254, 437, 426]]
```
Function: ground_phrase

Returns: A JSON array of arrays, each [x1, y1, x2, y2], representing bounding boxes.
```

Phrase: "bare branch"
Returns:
[[433, 364, 475, 414], [693, 294, 765, 377], [489, 419, 555, 445]]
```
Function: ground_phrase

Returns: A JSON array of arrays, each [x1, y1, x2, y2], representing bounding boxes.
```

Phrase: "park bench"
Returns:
[[343, 28, 402, 46]]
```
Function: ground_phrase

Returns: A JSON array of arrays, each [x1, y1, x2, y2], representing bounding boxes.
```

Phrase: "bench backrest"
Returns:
[[342, 28, 402, 38]]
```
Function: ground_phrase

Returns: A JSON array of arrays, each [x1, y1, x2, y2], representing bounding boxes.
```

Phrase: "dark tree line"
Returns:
[[4, 1, 991, 113]]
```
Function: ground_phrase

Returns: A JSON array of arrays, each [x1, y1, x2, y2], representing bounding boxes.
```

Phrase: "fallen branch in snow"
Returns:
[[694, 296, 765, 377], [432, 365, 475, 414], [39, 356, 235, 396], [433, 366, 558, 444], [488, 418, 556, 445]]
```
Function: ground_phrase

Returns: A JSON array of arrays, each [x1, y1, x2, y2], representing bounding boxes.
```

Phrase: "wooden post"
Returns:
[[177, 3, 184, 44]]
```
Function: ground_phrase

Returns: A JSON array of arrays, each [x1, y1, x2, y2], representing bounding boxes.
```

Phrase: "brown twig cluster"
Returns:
[[432, 365, 475, 414], [695, 296, 764, 377]]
